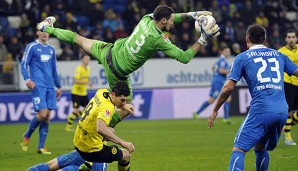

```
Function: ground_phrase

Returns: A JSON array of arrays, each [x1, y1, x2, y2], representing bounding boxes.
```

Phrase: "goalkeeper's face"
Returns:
[[163, 14, 175, 31]]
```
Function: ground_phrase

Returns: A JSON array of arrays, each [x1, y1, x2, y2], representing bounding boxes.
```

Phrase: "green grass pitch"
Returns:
[[0, 116, 297, 171]]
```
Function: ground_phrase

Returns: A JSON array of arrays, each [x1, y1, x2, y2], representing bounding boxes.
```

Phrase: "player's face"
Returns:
[[222, 48, 231, 58], [285, 32, 297, 48], [37, 31, 50, 42], [163, 14, 175, 31], [82, 55, 90, 65], [112, 94, 128, 108]]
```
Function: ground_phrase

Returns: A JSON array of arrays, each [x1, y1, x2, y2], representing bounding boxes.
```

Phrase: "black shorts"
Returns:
[[284, 82, 298, 112], [75, 145, 123, 163], [71, 94, 89, 108]]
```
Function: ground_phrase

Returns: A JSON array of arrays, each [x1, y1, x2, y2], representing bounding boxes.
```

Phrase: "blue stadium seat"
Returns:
[[75, 15, 90, 28]]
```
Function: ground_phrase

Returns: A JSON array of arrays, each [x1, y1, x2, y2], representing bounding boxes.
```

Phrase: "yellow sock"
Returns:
[[284, 116, 293, 140], [292, 112, 298, 125], [67, 112, 79, 125], [118, 161, 130, 171]]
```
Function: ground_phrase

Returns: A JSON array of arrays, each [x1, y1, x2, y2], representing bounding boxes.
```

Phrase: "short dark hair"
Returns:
[[112, 81, 130, 97], [285, 29, 296, 37], [246, 24, 266, 44], [153, 5, 175, 21]]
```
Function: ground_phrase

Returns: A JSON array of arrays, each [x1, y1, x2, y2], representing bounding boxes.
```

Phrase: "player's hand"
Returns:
[[122, 141, 135, 153], [208, 111, 218, 128], [56, 88, 62, 100], [187, 11, 212, 20], [198, 24, 220, 45], [25, 80, 35, 89], [123, 104, 134, 114]]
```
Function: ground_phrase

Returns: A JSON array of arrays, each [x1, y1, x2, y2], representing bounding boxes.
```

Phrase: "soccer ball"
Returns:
[[195, 15, 216, 34]]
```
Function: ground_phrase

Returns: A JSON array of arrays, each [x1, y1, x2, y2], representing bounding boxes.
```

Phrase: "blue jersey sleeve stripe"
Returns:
[[21, 42, 38, 80], [291, 68, 298, 76]]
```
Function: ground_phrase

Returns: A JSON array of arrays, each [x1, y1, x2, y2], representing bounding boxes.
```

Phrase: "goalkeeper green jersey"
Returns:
[[111, 14, 196, 77]]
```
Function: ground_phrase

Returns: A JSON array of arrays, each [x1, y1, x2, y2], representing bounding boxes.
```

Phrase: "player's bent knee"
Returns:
[[47, 158, 59, 170], [232, 147, 246, 153], [121, 150, 131, 162]]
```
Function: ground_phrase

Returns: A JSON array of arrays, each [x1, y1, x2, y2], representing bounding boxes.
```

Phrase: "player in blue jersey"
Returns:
[[20, 29, 62, 154], [27, 150, 108, 171], [193, 45, 233, 124], [208, 24, 298, 171]]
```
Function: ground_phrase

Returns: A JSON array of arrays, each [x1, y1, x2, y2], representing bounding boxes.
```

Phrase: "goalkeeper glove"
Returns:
[[198, 24, 220, 45], [187, 11, 212, 20]]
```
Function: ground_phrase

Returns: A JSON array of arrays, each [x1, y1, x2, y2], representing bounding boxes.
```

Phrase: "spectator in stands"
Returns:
[[255, 11, 269, 29], [7, 36, 22, 61], [2, 53, 14, 84], [102, 9, 118, 32], [0, 35, 8, 62]]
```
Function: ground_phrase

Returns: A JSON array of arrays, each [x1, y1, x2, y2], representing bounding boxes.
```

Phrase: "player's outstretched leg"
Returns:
[[37, 16, 96, 55]]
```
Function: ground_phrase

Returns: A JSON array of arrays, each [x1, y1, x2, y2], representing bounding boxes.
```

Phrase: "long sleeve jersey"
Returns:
[[20, 40, 61, 89]]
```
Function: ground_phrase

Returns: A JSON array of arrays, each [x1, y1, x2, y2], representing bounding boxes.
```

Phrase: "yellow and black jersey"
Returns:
[[279, 45, 298, 85], [71, 65, 90, 96], [73, 89, 115, 153]]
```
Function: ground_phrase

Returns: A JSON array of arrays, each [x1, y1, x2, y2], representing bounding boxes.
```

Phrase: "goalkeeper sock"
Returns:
[[45, 27, 77, 44], [118, 161, 130, 171], [254, 149, 269, 171], [284, 116, 293, 140], [224, 102, 230, 119], [228, 151, 245, 171], [24, 116, 41, 138], [196, 101, 210, 114], [27, 163, 49, 171], [67, 112, 80, 126], [292, 112, 298, 125]]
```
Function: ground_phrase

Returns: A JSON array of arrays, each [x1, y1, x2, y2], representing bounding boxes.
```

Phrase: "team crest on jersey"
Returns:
[[34, 97, 41, 105], [111, 147, 117, 154], [104, 110, 111, 118]]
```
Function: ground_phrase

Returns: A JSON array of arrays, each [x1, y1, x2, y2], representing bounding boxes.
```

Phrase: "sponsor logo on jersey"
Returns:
[[41, 54, 51, 62], [104, 110, 110, 118], [162, 34, 170, 43]]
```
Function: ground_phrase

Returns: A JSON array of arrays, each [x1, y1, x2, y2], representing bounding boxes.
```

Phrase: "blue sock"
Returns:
[[196, 101, 210, 114], [255, 149, 269, 171], [38, 121, 49, 149], [27, 163, 49, 171], [224, 102, 230, 119], [24, 116, 41, 138], [229, 150, 245, 171]]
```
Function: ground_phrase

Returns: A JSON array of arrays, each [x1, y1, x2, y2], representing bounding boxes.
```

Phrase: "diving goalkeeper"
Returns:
[[36, 5, 220, 101]]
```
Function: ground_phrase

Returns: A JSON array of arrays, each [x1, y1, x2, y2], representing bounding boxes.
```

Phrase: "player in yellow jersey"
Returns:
[[66, 54, 93, 131], [74, 81, 134, 171], [278, 29, 298, 145]]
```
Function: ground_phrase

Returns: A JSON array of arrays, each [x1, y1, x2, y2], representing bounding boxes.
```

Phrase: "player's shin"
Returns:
[[284, 116, 293, 140], [228, 151, 245, 171], [254, 149, 269, 171], [292, 112, 298, 125], [45, 27, 77, 44], [27, 163, 49, 171], [118, 160, 130, 171], [24, 116, 41, 138], [38, 121, 49, 149]]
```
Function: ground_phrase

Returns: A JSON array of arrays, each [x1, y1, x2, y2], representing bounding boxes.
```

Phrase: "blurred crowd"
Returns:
[[0, 0, 298, 66]]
